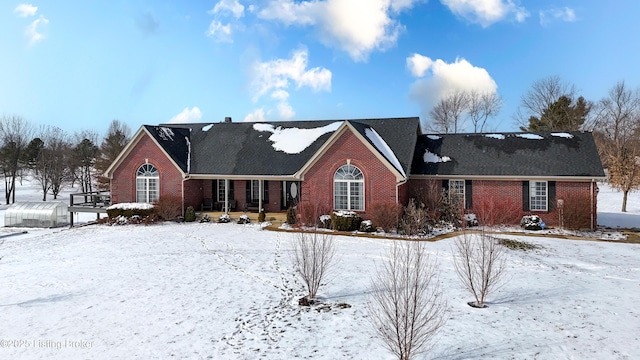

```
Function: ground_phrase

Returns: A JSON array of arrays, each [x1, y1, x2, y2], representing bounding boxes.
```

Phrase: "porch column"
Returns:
[[224, 179, 229, 214], [258, 180, 263, 211]]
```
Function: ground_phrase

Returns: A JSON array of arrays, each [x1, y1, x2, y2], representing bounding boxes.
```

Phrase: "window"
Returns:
[[250, 180, 260, 203], [449, 180, 465, 208], [217, 180, 226, 202], [246, 180, 269, 204], [530, 181, 547, 211], [334, 164, 364, 211], [136, 164, 159, 203]]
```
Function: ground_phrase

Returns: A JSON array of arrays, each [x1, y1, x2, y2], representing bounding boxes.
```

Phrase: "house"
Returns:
[[105, 117, 606, 229]]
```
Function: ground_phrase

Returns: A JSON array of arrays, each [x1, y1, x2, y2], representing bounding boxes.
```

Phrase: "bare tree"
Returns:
[[516, 75, 577, 130], [428, 90, 468, 133], [31, 126, 72, 200], [71, 130, 99, 194], [592, 81, 640, 212], [368, 241, 447, 360], [452, 231, 507, 308], [467, 90, 503, 132], [291, 231, 336, 301], [0, 115, 34, 204]]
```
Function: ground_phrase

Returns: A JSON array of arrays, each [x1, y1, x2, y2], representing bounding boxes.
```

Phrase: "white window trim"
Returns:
[[449, 179, 465, 209], [530, 180, 548, 211], [136, 164, 159, 203], [216, 179, 226, 202], [334, 165, 365, 211]]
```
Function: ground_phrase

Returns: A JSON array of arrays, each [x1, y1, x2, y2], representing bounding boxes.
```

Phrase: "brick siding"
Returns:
[[301, 129, 402, 218]]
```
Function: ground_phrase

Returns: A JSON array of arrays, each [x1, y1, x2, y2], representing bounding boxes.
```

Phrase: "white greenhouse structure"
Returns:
[[4, 201, 69, 228]]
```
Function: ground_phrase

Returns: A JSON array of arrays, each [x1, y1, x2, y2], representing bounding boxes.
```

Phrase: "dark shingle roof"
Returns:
[[411, 132, 605, 178], [152, 117, 420, 177], [143, 125, 191, 172]]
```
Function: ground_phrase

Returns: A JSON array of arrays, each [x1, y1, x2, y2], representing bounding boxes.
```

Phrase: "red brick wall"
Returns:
[[301, 129, 402, 217], [408, 179, 598, 230], [267, 180, 282, 212], [110, 133, 188, 206]]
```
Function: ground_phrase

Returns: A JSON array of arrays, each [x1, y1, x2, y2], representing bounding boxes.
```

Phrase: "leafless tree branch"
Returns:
[[368, 241, 447, 360]]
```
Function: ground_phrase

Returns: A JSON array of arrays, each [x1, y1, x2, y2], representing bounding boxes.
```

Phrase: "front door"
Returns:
[[282, 181, 300, 210]]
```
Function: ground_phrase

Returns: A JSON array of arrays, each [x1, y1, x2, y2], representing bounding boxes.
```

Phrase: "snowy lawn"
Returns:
[[0, 182, 638, 359]]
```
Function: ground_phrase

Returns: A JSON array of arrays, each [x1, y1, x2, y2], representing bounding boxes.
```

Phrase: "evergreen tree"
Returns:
[[522, 95, 591, 131], [95, 120, 131, 190]]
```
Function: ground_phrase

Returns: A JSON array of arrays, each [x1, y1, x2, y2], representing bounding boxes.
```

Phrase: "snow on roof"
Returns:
[[185, 136, 191, 173], [253, 122, 342, 154], [364, 127, 406, 177], [424, 150, 451, 163], [551, 132, 574, 139], [107, 203, 155, 210], [158, 127, 175, 141], [485, 133, 506, 140], [427, 135, 441, 140], [202, 124, 213, 132], [517, 133, 544, 140]]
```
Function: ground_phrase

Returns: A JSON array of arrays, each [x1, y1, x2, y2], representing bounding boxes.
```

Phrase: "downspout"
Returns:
[[396, 177, 408, 231], [590, 180, 594, 231], [182, 175, 190, 217]]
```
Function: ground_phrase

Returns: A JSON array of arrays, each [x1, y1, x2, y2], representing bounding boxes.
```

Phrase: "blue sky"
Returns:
[[2, 1, 639, 136]]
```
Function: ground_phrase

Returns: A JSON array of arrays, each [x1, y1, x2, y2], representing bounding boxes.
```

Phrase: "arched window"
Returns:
[[136, 164, 159, 203], [334, 164, 364, 211]]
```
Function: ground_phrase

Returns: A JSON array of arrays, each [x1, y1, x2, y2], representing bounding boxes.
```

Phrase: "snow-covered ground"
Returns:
[[0, 181, 639, 359]]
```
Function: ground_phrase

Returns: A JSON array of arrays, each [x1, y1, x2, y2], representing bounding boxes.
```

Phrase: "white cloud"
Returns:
[[441, 0, 529, 27], [271, 89, 290, 101], [259, 0, 421, 62], [243, 108, 266, 122], [206, 20, 233, 42], [209, 0, 245, 19], [539, 7, 576, 26], [14, 4, 38, 17], [168, 107, 203, 124], [407, 55, 498, 116], [250, 48, 331, 101], [248, 49, 330, 121], [406, 53, 434, 77], [277, 101, 296, 119], [26, 15, 49, 45]]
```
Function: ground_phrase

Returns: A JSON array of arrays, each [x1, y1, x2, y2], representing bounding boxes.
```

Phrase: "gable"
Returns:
[[411, 131, 606, 179], [163, 117, 419, 178], [105, 127, 186, 179]]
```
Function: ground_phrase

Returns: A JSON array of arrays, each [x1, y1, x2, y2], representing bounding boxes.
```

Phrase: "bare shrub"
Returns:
[[153, 195, 182, 221], [296, 201, 330, 227], [440, 189, 463, 227], [291, 231, 336, 300], [474, 196, 522, 226], [559, 192, 592, 230], [368, 241, 447, 360], [369, 201, 403, 232], [410, 180, 443, 223], [452, 231, 507, 308], [400, 199, 429, 236]]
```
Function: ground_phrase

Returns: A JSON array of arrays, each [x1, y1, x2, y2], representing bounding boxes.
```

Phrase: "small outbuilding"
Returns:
[[4, 201, 70, 228]]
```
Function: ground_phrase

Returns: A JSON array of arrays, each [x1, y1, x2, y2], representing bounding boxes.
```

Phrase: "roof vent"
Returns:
[[224, 117, 232, 123]]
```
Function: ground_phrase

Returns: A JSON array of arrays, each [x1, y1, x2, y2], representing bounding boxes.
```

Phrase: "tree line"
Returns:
[[427, 76, 640, 212], [0, 117, 131, 204]]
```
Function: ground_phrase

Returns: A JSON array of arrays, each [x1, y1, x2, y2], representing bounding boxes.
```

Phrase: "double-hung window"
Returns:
[[448, 179, 465, 208], [529, 181, 548, 211]]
